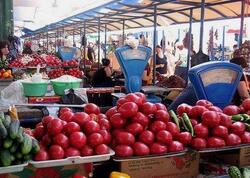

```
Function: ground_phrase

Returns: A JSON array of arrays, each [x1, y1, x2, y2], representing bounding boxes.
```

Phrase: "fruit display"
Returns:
[[62, 59, 78, 67], [43, 55, 62, 67], [32, 104, 112, 162], [174, 99, 250, 150], [0, 112, 40, 167], [66, 68, 84, 78], [48, 68, 83, 79], [105, 93, 187, 157], [0, 69, 12, 79]]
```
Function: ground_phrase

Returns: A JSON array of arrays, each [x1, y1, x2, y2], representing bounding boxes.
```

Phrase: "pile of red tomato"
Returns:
[[62, 59, 78, 67], [48, 68, 83, 79], [44, 55, 62, 67], [33, 104, 111, 161]]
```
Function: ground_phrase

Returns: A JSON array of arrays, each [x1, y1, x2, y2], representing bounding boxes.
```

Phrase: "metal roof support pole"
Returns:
[[153, 4, 157, 85], [62, 28, 65, 46], [46, 27, 49, 52], [122, 20, 125, 45], [222, 26, 226, 61], [104, 24, 107, 58], [98, 17, 101, 69], [83, 21, 86, 60], [73, 29, 75, 46], [186, 8, 193, 85], [239, 0, 245, 46], [200, 0, 205, 51]]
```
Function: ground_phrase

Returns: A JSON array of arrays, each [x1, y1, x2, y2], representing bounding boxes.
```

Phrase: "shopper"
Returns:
[[92, 58, 114, 87], [139, 34, 148, 47], [142, 63, 152, 85], [87, 42, 95, 62], [155, 45, 167, 75], [168, 57, 249, 111], [0, 40, 10, 69], [174, 43, 188, 81]]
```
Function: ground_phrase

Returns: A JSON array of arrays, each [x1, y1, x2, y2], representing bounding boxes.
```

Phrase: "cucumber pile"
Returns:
[[0, 112, 40, 167]]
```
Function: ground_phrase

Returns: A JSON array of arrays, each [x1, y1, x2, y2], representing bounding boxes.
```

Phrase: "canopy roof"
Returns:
[[24, 0, 249, 38]]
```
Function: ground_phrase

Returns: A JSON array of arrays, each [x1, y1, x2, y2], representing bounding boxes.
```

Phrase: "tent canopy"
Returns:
[[22, 0, 249, 38]]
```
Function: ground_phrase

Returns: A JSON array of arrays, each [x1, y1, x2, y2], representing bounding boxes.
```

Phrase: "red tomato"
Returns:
[[61, 120, 67, 127], [241, 132, 250, 143], [125, 93, 143, 106], [133, 142, 150, 156], [207, 106, 223, 113], [140, 102, 157, 115], [242, 98, 250, 111], [165, 122, 180, 137], [114, 145, 133, 157], [118, 102, 138, 118], [177, 103, 192, 116], [111, 129, 124, 137], [177, 132, 192, 146], [95, 144, 109, 155], [202, 111, 220, 128], [88, 133, 104, 147], [155, 103, 167, 111], [230, 122, 246, 136], [207, 137, 226, 148], [98, 118, 111, 130], [42, 116, 54, 127], [156, 130, 173, 145], [190, 119, 199, 127], [131, 112, 149, 127], [63, 122, 81, 136], [134, 92, 147, 104], [53, 133, 69, 149], [41, 134, 52, 146], [59, 107, 72, 116], [71, 112, 91, 127], [191, 138, 207, 150], [196, 100, 213, 108], [194, 124, 209, 138], [116, 132, 135, 146], [212, 125, 228, 138], [218, 113, 232, 128], [84, 103, 100, 115], [34, 126, 45, 140], [89, 113, 98, 121], [83, 121, 100, 135], [105, 106, 118, 118], [97, 113, 108, 120], [168, 141, 184, 152], [126, 122, 143, 136], [60, 111, 74, 122], [150, 143, 167, 154], [150, 121, 166, 133], [65, 147, 81, 157], [49, 145, 65, 160], [47, 119, 63, 136], [155, 110, 170, 123], [223, 105, 241, 116], [117, 98, 129, 108], [70, 132, 87, 148], [98, 130, 112, 145], [81, 145, 94, 156], [139, 130, 154, 145], [189, 106, 208, 118], [226, 133, 241, 146], [72, 173, 87, 178], [34, 150, 50, 161], [110, 113, 126, 129]]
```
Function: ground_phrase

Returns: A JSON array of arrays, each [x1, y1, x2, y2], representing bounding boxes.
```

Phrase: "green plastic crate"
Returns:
[[51, 80, 81, 96], [22, 81, 50, 97]]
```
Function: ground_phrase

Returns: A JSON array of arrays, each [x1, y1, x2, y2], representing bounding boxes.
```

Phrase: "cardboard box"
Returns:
[[0, 164, 88, 178], [119, 152, 199, 178]]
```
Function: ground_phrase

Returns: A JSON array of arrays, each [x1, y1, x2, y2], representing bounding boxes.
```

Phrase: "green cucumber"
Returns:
[[0, 150, 12, 167], [169, 110, 180, 129], [15, 152, 22, 159], [2, 115, 11, 129], [180, 117, 189, 131], [31, 138, 40, 154], [3, 138, 13, 149], [0, 119, 7, 139], [10, 155, 15, 162], [183, 113, 194, 137], [232, 114, 244, 122], [21, 134, 32, 155], [0, 112, 5, 121], [9, 119, 20, 139], [16, 127, 24, 143], [228, 166, 242, 178], [23, 154, 32, 161], [10, 142, 19, 153]]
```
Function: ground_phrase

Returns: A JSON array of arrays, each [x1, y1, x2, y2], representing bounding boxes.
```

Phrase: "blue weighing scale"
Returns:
[[188, 61, 243, 108], [58, 46, 77, 61], [114, 45, 162, 103]]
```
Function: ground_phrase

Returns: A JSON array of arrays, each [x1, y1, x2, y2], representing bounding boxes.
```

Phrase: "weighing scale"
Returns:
[[58, 46, 77, 61], [188, 61, 243, 108], [114, 45, 163, 103]]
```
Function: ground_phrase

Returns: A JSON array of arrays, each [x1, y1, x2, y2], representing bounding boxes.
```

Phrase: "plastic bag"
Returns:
[[0, 80, 26, 105]]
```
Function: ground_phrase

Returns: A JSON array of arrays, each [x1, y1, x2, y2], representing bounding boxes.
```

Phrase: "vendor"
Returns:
[[92, 58, 114, 87], [142, 63, 152, 85], [0, 40, 10, 69], [155, 45, 167, 75], [168, 57, 249, 111]]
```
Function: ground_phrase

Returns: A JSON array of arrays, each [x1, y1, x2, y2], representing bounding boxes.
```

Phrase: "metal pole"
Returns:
[[46, 27, 49, 52], [153, 5, 157, 85], [122, 20, 125, 45], [186, 9, 193, 83], [98, 18, 101, 69], [199, 0, 205, 51], [222, 26, 226, 61], [104, 24, 107, 58], [239, 0, 245, 45], [73, 30, 75, 46], [62, 28, 65, 46], [83, 21, 86, 60]]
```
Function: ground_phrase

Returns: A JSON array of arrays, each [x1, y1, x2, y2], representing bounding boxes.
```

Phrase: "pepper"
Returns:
[[180, 117, 189, 132], [242, 114, 250, 121], [169, 110, 180, 129], [232, 114, 244, 122], [183, 113, 194, 137], [110, 172, 131, 178]]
